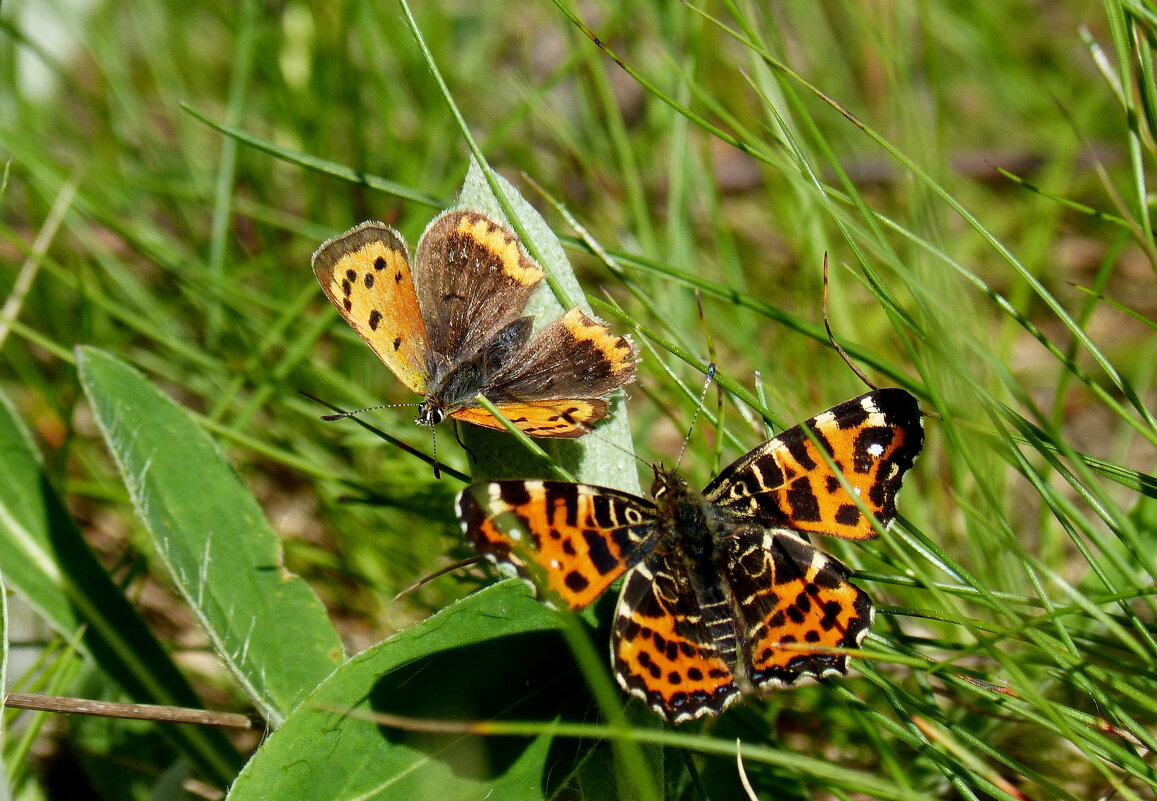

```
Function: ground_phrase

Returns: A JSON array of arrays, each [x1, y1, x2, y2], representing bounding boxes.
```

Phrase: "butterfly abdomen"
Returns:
[[649, 480, 745, 671]]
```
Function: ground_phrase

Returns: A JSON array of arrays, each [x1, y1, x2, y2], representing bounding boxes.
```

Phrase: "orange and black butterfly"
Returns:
[[458, 388, 924, 723], [312, 209, 635, 437]]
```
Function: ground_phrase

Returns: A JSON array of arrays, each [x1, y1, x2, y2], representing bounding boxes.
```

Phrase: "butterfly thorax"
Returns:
[[649, 467, 725, 560], [415, 316, 536, 426]]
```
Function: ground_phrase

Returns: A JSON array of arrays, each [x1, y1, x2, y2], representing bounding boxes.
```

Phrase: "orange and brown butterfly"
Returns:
[[311, 208, 635, 437], [457, 388, 924, 723]]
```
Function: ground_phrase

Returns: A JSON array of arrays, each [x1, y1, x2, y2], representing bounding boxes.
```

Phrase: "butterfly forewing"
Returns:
[[413, 209, 544, 365], [311, 222, 431, 394], [703, 388, 923, 540], [488, 309, 636, 401], [612, 549, 742, 723], [722, 528, 873, 688], [457, 481, 657, 609]]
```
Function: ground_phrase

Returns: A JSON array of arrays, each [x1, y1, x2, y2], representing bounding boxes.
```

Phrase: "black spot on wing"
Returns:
[[830, 398, 869, 428], [812, 560, 848, 590], [591, 494, 617, 528], [564, 570, 590, 593], [544, 484, 580, 527], [769, 535, 813, 584], [853, 426, 895, 473], [785, 477, 821, 522], [819, 600, 842, 630], [499, 482, 531, 508], [785, 438, 817, 470], [611, 524, 641, 555], [583, 528, 619, 575], [835, 504, 861, 526]]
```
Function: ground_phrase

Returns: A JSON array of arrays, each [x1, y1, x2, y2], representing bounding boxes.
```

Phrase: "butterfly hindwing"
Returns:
[[311, 222, 431, 394], [448, 309, 636, 435], [703, 388, 923, 540], [612, 548, 742, 723], [457, 480, 657, 609], [722, 527, 874, 689], [450, 399, 609, 438]]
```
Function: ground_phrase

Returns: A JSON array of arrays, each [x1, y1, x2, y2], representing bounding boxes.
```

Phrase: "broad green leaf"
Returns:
[[76, 347, 344, 726], [0, 384, 239, 784], [227, 582, 597, 801]]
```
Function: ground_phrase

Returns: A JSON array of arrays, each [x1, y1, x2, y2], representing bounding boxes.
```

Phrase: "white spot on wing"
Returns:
[[812, 411, 837, 427], [860, 396, 886, 427], [867, 442, 884, 457]]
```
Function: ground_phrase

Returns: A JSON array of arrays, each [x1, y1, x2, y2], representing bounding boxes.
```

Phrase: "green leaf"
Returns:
[[76, 347, 344, 725], [227, 582, 596, 801], [0, 383, 240, 784]]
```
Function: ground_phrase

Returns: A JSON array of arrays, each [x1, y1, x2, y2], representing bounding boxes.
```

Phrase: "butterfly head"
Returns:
[[415, 398, 446, 427], [649, 464, 690, 502]]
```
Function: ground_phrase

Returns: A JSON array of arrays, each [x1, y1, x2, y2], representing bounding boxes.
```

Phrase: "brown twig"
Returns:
[[4, 692, 264, 730]]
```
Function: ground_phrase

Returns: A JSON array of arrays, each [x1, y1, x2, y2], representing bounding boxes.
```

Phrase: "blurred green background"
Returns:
[[2, 1, 1156, 799]]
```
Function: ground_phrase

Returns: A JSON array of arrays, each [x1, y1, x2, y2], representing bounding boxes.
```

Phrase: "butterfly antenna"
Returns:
[[694, 291, 727, 477], [823, 253, 877, 391], [675, 362, 717, 472], [429, 425, 441, 480], [695, 290, 717, 366], [392, 555, 484, 601], [300, 391, 406, 420], [299, 391, 461, 480], [320, 404, 409, 422]]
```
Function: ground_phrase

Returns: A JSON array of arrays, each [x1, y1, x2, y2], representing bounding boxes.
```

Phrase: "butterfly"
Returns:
[[312, 208, 636, 437], [457, 388, 924, 723]]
